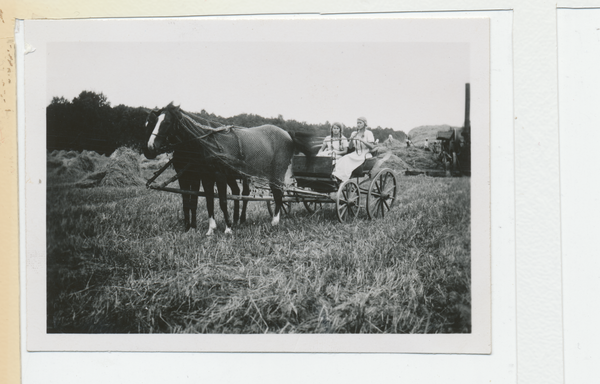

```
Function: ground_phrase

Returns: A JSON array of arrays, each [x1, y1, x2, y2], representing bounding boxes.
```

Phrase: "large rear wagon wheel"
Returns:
[[366, 169, 397, 219], [336, 180, 361, 222]]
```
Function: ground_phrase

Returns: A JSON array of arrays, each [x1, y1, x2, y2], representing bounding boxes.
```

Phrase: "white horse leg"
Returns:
[[224, 226, 232, 235], [271, 211, 280, 226], [206, 217, 217, 236]]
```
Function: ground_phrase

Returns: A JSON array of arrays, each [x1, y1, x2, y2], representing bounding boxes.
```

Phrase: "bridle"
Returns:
[[147, 109, 176, 151]]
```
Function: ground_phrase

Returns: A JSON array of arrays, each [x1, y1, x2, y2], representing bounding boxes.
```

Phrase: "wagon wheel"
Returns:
[[366, 169, 397, 219], [266, 198, 293, 217], [336, 180, 361, 222], [303, 200, 323, 214]]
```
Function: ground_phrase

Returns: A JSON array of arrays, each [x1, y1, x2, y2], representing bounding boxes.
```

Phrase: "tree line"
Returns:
[[47, 91, 407, 155]]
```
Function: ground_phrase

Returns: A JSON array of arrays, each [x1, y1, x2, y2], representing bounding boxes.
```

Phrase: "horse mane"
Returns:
[[161, 103, 222, 129]]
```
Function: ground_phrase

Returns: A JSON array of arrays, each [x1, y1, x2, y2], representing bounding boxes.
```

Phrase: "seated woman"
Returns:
[[332, 116, 376, 183], [317, 122, 349, 159]]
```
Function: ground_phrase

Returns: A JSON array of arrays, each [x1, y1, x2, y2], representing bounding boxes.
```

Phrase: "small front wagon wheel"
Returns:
[[366, 169, 397, 219], [336, 180, 361, 222], [303, 200, 323, 214], [266, 200, 293, 217]]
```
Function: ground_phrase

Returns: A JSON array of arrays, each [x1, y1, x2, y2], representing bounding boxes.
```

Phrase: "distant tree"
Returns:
[[66, 91, 113, 153], [50, 96, 70, 105], [47, 97, 74, 151]]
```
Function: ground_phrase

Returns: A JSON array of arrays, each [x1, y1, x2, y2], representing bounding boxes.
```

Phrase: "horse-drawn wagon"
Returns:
[[143, 103, 398, 229], [287, 155, 397, 222], [146, 151, 398, 224]]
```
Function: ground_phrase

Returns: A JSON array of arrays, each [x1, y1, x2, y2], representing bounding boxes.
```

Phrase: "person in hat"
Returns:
[[332, 116, 376, 183], [317, 122, 349, 159]]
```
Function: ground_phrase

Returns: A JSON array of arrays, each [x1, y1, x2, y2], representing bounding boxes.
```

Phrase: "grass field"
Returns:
[[46, 151, 471, 334]]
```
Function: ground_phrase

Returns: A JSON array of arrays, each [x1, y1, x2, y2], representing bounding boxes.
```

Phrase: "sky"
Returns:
[[43, 17, 486, 134]]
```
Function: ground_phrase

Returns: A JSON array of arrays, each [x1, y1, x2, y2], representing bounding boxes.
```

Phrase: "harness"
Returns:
[[155, 110, 240, 151]]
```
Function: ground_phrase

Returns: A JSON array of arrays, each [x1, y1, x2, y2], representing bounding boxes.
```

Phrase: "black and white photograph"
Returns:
[[23, 15, 490, 353]]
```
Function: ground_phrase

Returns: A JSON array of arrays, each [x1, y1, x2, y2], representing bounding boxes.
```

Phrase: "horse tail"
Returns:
[[288, 131, 315, 158]]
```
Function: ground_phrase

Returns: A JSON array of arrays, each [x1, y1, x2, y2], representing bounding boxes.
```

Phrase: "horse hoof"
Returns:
[[271, 211, 280, 226], [224, 227, 232, 235]]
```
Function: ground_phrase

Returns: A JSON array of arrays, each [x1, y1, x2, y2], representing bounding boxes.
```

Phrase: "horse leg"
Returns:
[[178, 171, 192, 232], [216, 174, 233, 234], [190, 173, 201, 229], [240, 178, 250, 224], [181, 193, 191, 231], [227, 176, 241, 226], [271, 184, 283, 226], [202, 178, 217, 236]]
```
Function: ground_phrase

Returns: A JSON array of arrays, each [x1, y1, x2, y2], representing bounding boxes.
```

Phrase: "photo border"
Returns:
[[23, 15, 491, 354]]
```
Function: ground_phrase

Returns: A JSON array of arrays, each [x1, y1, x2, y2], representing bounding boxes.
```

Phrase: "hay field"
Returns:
[[46, 148, 471, 334]]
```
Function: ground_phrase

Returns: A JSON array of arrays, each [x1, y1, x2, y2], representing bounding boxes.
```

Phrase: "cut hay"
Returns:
[[69, 151, 97, 172], [140, 152, 171, 172], [75, 171, 107, 188], [391, 146, 444, 171], [47, 157, 64, 170], [381, 154, 411, 170], [382, 137, 403, 149], [48, 150, 107, 181], [76, 146, 144, 188]]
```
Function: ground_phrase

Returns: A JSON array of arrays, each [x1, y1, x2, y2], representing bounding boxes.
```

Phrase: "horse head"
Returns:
[[143, 103, 181, 159]]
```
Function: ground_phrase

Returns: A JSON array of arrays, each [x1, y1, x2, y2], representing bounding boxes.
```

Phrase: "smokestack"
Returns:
[[464, 83, 470, 128]]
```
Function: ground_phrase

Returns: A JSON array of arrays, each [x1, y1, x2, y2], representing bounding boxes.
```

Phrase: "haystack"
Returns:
[[76, 146, 144, 188], [384, 154, 411, 170], [391, 146, 443, 170], [48, 150, 104, 180], [140, 152, 170, 172]]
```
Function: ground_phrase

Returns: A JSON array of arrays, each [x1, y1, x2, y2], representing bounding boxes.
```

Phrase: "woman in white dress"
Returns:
[[317, 122, 349, 159], [332, 117, 376, 183]]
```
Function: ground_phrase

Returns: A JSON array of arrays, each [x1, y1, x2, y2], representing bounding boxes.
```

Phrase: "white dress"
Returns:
[[332, 129, 375, 182], [317, 135, 349, 159]]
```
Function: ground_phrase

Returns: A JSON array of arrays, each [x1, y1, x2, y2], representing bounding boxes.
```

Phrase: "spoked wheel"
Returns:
[[336, 180, 361, 222], [366, 169, 397, 219], [303, 200, 323, 214], [266, 196, 293, 217]]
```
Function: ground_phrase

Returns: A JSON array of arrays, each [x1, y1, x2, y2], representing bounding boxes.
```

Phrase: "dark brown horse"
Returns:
[[143, 109, 250, 234], [144, 103, 313, 233]]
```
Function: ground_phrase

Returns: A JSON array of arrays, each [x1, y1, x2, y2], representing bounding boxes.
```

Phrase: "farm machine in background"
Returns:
[[436, 83, 471, 176]]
